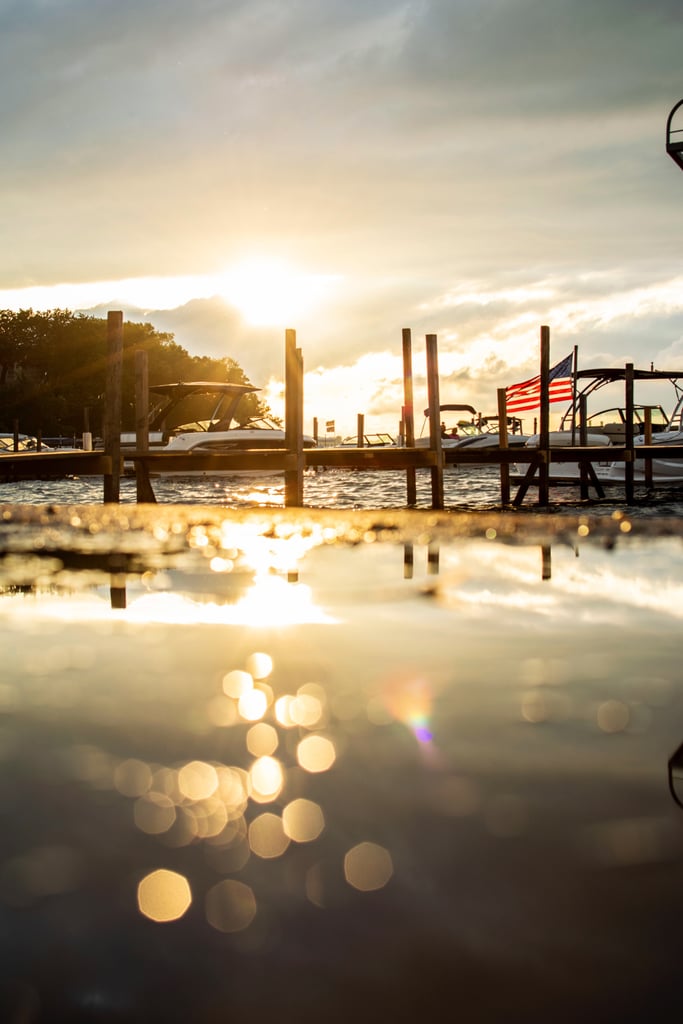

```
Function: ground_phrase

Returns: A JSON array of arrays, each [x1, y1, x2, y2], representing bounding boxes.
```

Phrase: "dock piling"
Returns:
[[103, 311, 123, 503], [497, 387, 510, 506], [284, 328, 304, 507], [402, 328, 417, 506], [425, 333, 444, 510]]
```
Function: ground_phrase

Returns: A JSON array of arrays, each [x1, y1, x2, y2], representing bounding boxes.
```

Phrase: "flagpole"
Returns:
[[538, 325, 550, 505]]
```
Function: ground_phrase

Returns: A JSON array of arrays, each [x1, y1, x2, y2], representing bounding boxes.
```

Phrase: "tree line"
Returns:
[[0, 309, 274, 439]]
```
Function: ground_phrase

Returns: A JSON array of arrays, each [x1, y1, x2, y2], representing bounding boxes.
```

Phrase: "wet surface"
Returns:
[[0, 505, 682, 1022]]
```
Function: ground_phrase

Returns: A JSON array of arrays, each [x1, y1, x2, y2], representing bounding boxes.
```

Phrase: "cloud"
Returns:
[[2, 1, 682, 432]]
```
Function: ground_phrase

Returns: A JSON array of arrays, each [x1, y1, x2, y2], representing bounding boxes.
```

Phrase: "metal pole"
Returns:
[[537, 325, 551, 506]]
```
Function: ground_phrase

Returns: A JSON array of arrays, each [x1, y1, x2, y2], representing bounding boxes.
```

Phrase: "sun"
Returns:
[[217, 258, 338, 326]]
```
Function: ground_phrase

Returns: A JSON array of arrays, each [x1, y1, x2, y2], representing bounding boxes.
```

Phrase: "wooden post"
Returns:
[[284, 328, 304, 507], [425, 333, 444, 510], [313, 417, 319, 445], [497, 387, 510, 506], [13, 419, 19, 452], [357, 413, 364, 447], [135, 350, 149, 452], [625, 362, 634, 504], [579, 394, 589, 499], [402, 328, 417, 506], [103, 310, 123, 503], [644, 407, 653, 487], [538, 325, 550, 506], [134, 349, 157, 503]]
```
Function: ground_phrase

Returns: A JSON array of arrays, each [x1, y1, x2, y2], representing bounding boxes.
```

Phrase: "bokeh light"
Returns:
[[178, 761, 219, 801], [238, 688, 268, 722], [282, 799, 325, 843], [114, 758, 152, 797], [222, 670, 253, 699], [344, 842, 393, 892], [245, 652, 273, 680], [246, 722, 279, 757], [134, 792, 176, 835], [205, 879, 257, 933], [137, 869, 192, 922], [248, 813, 290, 859], [296, 735, 336, 773], [248, 756, 284, 803]]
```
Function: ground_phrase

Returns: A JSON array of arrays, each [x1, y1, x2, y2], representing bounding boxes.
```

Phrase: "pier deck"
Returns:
[[2, 443, 683, 507]]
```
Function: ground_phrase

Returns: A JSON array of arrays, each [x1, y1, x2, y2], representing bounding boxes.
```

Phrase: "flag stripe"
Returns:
[[505, 353, 573, 413]]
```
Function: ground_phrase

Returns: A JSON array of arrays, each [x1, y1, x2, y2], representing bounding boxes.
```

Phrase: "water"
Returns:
[[1, 479, 682, 1020], [3, 464, 683, 517]]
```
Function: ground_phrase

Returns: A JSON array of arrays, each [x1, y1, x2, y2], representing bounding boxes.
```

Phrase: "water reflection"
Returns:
[[0, 506, 682, 1021]]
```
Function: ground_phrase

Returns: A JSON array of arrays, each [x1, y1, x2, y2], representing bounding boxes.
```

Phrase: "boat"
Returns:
[[121, 380, 316, 477], [512, 367, 683, 486], [415, 404, 530, 461], [605, 385, 683, 487], [0, 433, 54, 454], [338, 432, 396, 448]]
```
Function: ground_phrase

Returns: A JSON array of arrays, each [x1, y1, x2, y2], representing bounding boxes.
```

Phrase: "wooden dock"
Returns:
[[0, 450, 112, 482], [3, 316, 683, 509], [4, 441, 683, 509]]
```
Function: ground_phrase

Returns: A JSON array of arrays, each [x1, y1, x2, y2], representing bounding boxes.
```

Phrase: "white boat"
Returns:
[[415, 404, 530, 461], [605, 387, 683, 486], [0, 433, 53, 453], [121, 381, 316, 477]]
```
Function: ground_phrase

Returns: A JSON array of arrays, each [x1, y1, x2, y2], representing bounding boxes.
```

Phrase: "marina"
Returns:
[[4, 319, 683, 511]]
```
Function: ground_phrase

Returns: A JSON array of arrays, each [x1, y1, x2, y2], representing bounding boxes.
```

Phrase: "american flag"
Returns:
[[505, 353, 574, 414]]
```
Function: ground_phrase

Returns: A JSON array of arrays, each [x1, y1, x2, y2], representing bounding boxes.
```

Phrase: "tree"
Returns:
[[0, 310, 275, 437]]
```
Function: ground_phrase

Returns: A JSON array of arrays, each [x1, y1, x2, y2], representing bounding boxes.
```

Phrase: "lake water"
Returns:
[[0, 485, 682, 1020], [3, 463, 683, 517]]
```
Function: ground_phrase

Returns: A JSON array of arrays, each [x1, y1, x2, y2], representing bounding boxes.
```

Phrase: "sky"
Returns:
[[2, 0, 683, 436]]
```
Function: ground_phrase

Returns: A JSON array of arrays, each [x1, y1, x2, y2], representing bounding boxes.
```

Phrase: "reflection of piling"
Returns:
[[110, 577, 127, 609], [403, 542, 414, 579], [541, 544, 551, 580], [427, 542, 440, 574]]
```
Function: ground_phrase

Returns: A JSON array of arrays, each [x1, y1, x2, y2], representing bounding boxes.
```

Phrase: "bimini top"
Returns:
[[148, 381, 261, 432], [574, 368, 683, 384], [149, 381, 260, 398], [422, 403, 478, 417]]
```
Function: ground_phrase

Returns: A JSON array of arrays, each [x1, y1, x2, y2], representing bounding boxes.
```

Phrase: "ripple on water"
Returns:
[[2, 466, 682, 516]]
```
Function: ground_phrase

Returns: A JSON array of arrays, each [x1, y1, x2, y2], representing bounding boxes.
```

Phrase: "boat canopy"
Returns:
[[422, 404, 478, 418], [559, 368, 683, 431], [148, 381, 261, 432]]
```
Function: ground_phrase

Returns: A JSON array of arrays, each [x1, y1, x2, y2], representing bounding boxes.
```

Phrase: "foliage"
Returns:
[[0, 309, 276, 437]]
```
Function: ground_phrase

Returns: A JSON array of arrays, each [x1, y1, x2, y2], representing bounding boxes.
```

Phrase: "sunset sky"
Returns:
[[2, 0, 682, 435]]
